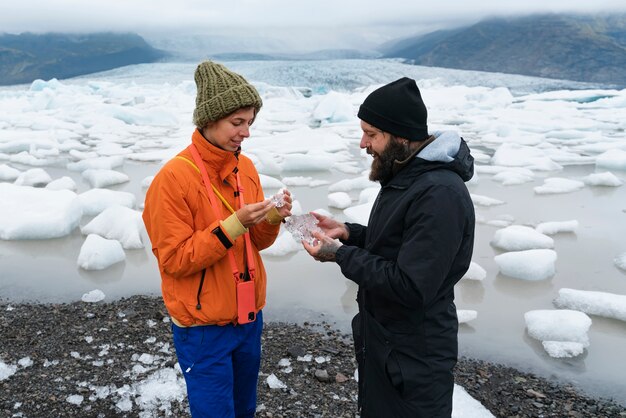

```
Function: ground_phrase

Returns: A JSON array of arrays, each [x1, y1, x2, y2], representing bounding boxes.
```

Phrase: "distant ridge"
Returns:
[[381, 14, 626, 86], [0, 32, 166, 86]]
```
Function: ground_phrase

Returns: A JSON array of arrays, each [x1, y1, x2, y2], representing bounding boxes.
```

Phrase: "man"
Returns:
[[304, 77, 475, 417]]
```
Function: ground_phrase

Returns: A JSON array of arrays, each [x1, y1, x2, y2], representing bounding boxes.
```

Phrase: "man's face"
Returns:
[[360, 121, 410, 183]]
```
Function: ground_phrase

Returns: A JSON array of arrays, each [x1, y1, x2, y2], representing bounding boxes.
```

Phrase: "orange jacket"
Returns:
[[142, 129, 280, 326]]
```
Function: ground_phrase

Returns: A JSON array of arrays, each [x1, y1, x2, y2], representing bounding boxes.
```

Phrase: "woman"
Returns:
[[143, 61, 291, 417]]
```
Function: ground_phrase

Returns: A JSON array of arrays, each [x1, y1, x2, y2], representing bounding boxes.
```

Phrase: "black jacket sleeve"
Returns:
[[341, 222, 367, 248], [335, 184, 471, 309]]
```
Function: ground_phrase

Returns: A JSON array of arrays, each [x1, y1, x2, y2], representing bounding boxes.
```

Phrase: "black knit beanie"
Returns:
[[357, 77, 428, 141]]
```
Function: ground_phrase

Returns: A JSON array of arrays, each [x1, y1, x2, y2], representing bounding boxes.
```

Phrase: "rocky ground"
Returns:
[[1, 295, 625, 417]]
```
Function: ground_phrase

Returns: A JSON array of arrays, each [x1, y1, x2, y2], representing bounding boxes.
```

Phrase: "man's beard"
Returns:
[[369, 137, 412, 183]]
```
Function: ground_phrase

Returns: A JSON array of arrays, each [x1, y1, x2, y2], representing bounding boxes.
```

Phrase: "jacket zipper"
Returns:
[[196, 269, 207, 310]]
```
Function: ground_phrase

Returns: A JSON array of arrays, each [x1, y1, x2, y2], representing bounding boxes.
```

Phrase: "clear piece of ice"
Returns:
[[270, 190, 286, 208], [284, 214, 322, 245]]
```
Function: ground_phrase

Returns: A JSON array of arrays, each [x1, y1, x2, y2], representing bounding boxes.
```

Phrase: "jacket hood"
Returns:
[[388, 131, 474, 186]]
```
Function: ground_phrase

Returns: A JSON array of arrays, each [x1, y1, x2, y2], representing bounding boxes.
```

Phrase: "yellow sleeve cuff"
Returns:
[[220, 213, 248, 241], [265, 207, 284, 225]]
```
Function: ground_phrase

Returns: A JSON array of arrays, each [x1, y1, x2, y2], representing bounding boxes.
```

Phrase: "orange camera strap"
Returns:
[[188, 144, 256, 283]]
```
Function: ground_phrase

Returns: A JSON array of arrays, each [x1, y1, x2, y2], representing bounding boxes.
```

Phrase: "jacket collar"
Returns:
[[383, 139, 474, 188], [191, 129, 239, 182]]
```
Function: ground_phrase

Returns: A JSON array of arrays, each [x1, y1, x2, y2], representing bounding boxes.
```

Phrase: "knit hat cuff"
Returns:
[[358, 105, 428, 141], [193, 84, 262, 128]]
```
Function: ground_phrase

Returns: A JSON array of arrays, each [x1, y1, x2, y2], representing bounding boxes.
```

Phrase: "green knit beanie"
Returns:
[[192, 61, 263, 128]]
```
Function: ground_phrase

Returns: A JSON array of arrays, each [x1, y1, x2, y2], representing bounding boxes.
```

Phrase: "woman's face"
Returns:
[[202, 107, 256, 152]]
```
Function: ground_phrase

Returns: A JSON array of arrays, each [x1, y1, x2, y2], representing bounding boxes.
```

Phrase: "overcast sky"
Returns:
[[2, 1, 625, 51]]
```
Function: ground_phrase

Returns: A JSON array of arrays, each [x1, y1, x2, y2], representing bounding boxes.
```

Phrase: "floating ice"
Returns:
[[78, 234, 126, 270], [261, 231, 301, 256], [81, 205, 145, 249], [471, 194, 505, 207], [491, 169, 535, 185], [327, 192, 352, 209], [457, 310, 478, 323], [284, 214, 322, 245], [461, 262, 487, 281], [524, 309, 591, 347], [491, 143, 562, 171], [266, 373, 287, 390], [534, 177, 585, 194], [329, 176, 378, 192], [259, 174, 285, 190], [542, 341, 585, 358], [583, 171, 623, 187], [0, 164, 20, 181], [596, 149, 626, 171], [82, 169, 130, 188], [495, 249, 557, 280], [344, 201, 373, 225], [554, 288, 626, 322], [77, 188, 136, 216], [491, 225, 554, 251], [452, 384, 495, 418], [312, 91, 354, 124], [0, 184, 82, 240], [13, 168, 52, 186], [67, 155, 124, 172], [82, 289, 106, 303], [535, 220, 578, 235], [45, 176, 77, 191]]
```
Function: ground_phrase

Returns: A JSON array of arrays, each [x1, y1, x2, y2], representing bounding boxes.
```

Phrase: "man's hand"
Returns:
[[236, 199, 275, 228], [303, 231, 342, 262], [310, 212, 349, 241]]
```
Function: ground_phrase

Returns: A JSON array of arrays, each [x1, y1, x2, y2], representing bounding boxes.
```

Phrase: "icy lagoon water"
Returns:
[[1, 60, 625, 405]]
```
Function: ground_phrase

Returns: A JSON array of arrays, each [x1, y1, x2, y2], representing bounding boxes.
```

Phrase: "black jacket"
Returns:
[[335, 136, 475, 417]]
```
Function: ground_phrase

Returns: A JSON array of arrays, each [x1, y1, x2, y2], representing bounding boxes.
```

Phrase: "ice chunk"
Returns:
[[554, 288, 626, 322], [0, 361, 17, 381], [491, 225, 554, 251], [461, 262, 486, 281], [261, 231, 301, 256], [81, 205, 145, 249], [495, 249, 557, 280], [542, 341, 585, 358], [266, 373, 287, 390], [269, 189, 286, 208], [82, 169, 130, 188], [525, 309, 591, 347], [534, 177, 584, 194], [14, 168, 52, 187], [0, 184, 82, 240], [596, 149, 626, 171], [535, 220, 578, 235], [327, 192, 351, 209], [82, 289, 106, 303], [457, 310, 477, 324], [583, 171, 623, 187], [0, 164, 20, 181], [77, 188, 136, 216], [45, 176, 77, 191], [77, 234, 126, 270], [284, 214, 322, 245], [471, 194, 505, 207]]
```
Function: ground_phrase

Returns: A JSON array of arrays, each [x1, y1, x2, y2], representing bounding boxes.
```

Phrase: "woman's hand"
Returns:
[[236, 199, 275, 228], [276, 189, 292, 218], [310, 212, 349, 241]]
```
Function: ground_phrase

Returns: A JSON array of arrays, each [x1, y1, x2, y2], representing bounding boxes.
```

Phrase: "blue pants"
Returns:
[[172, 311, 263, 418]]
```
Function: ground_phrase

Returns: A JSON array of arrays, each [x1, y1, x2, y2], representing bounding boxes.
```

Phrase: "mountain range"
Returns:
[[381, 14, 626, 86], [1, 14, 625, 87], [0, 32, 166, 86]]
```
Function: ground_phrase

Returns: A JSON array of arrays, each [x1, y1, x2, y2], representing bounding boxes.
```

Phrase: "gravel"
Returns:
[[1, 295, 624, 417]]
